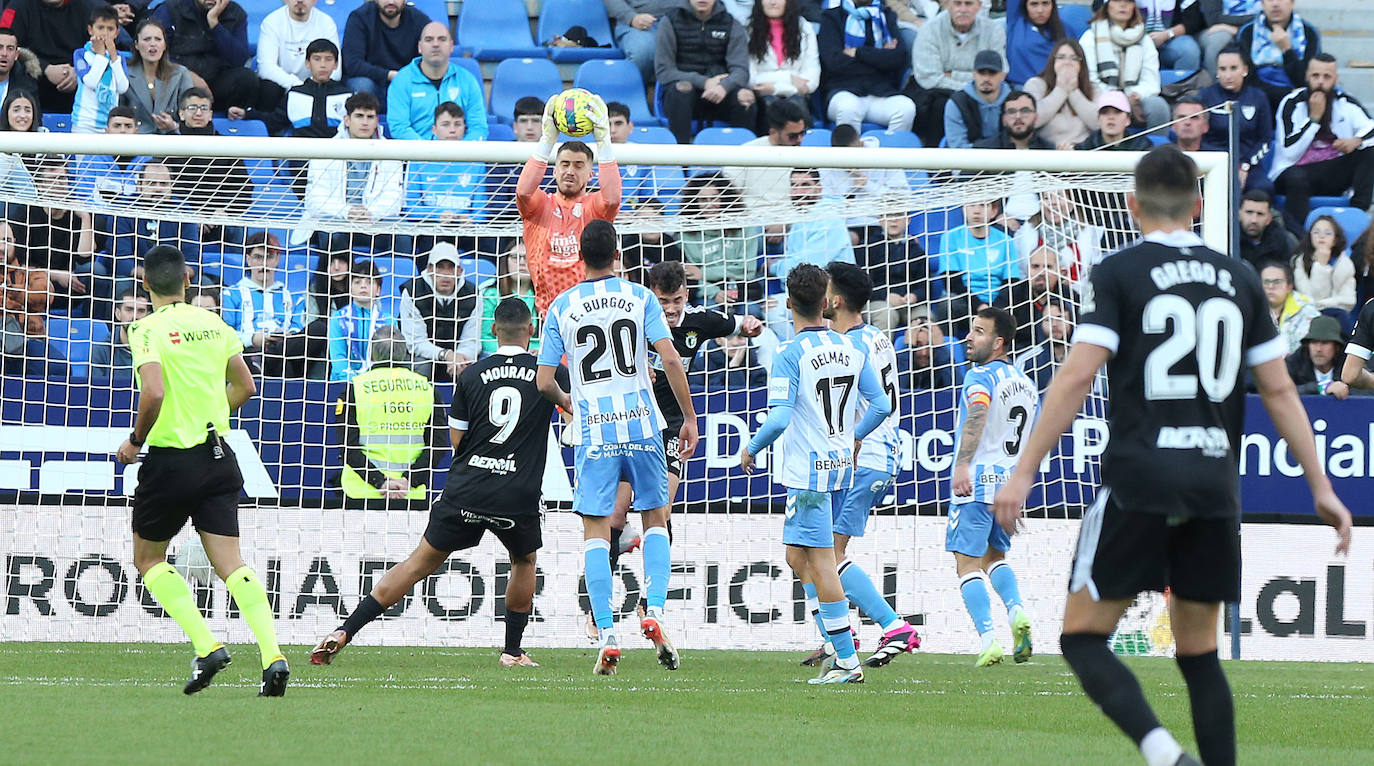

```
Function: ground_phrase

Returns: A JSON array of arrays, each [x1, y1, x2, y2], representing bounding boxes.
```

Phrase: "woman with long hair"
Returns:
[[678, 171, 762, 309], [1293, 215, 1356, 314], [1023, 38, 1100, 147], [1079, 0, 1169, 128], [1006, 0, 1067, 85], [476, 243, 539, 355], [747, 0, 821, 124], [1, 90, 44, 132], [122, 19, 194, 134]]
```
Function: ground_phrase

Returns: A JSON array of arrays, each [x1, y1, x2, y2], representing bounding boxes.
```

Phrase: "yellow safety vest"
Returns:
[[341, 365, 434, 500]]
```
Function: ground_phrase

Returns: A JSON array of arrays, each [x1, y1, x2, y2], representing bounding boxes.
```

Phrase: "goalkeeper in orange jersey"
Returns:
[[517, 92, 621, 317]]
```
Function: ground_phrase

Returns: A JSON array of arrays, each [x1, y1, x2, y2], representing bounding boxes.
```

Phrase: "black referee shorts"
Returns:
[[1068, 488, 1241, 604], [423, 497, 542, 558], [132, 441, 244, 542]]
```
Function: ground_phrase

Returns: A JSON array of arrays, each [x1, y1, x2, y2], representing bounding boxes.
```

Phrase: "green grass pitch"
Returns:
[[4, 643, 1370, 764]]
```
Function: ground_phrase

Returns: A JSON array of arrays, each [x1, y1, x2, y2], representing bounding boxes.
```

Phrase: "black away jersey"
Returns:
[[649, 305, 741, 424], [1346, 298, 1374, 362], [1074, 235, 1285, 517], [443, 349, 566, 516]]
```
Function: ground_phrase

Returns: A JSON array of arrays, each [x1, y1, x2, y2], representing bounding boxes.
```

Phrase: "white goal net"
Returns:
[[0, 132, 1230, 655]]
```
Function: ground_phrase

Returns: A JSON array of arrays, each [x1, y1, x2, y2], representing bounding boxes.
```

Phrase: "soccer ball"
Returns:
[[552, 88, 598, 138]]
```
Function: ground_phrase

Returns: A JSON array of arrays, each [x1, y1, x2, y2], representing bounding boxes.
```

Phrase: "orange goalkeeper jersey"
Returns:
[[516, 158, 621, 316]]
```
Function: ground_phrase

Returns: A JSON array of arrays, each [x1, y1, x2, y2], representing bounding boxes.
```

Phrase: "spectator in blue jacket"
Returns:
[[341, 0, 429, 104], [109, 162, 199, 291], [938, 197, 1019, 330], [407, 101, 488, 224], [222, 232, 319, 377], [1005, 0, 1068, 86], [764, 168, 855, 338], [944, 50, 1010, 149], [385, 21, 487, 140], [1235, 0, 1321, 110], [329, 259, 396, 381], [152, 0, 273, 114], [1199, 45, 1274, 193], [74, 106, 143, 206]]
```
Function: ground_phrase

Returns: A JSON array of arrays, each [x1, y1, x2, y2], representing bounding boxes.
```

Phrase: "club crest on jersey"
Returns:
[[684, 331, 699, 349], [1242, 105, 1256, 120], [572, 203, 583, 218]]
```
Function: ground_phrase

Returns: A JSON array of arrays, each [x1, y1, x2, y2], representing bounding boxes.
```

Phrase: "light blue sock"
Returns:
[[642, 526, 670, 614], [987, 561, 1024, 618], [583, 538, 614, 631], [818, 599, 857, 666], [801, 582, 828, 645], [837, 558, 902, 632], [959, 571, 995, 637]]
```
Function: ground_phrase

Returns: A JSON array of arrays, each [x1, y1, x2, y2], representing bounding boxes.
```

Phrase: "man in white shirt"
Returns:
[[257, 0, 341, 105]]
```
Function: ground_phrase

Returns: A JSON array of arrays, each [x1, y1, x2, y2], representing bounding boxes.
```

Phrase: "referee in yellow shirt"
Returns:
[[115, 245, 289, 696]]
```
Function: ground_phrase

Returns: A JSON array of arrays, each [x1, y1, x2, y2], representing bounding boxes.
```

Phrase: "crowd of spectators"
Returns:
[[0, 0, 1371, 399]]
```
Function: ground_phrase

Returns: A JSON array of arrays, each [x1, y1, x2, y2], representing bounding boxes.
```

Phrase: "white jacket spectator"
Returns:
[[257, 0, 341, 89], [304, 123, 403, 221], [747, 7, 821, 99], [1079, 2, 1168, 128], [1294, 254, 1356, 313]]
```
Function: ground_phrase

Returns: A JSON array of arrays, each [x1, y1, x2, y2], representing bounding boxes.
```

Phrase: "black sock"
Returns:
[[504, 609, 531, 656], [666, 517, 672, 543], [1060, 632, 1163, 745], [340, 594, 385, 638], [1177, 650, 1235, 766], [609, 525, 624, 572]]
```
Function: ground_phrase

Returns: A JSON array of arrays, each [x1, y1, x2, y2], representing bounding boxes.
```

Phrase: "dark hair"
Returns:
[[1036, 38, 1094, 97], [179, 87, 212, 108], [305, 37, 338, 59], [606, 101, 631, 122], [786, 264, 828, 320], [186, 284, 220, 307], [1298, 215, 1348, 277], [143, 245, 187, 296], [116, 285, 149, 303], [1002, 89, 1036, 114], [1, 89, 41, 132], [1313, 52, 1338, 65], [1019, 0, 1066, 38], [978, 306, 1016, 352], [514, 96, 544, 120], [89, 5, 119, 26], [748, 0, 802, 62], [1241, 188, 1274, 208], [1092, 0, 1142, 27], [766, 97, 807, 131], [1134, 145, 1198, 221], [244, 231, 281, 253], [351, 259, 383, 282], [492, 295, 532, 336], [556, 140, 594, 162], [1216, 44, 1245, 66], [826, 261, 872, 312], [681, 171, 744, 218], [1258, 259, 1295, 286], [107, 105, 137, 123], [647, 261, 686, 294], [581, 219, 618, 270], [434, 101, 465, 121], [1172, 94, 1204, 111], [830, 123, 860, 147], [496, 245, 528, 296], [130, 18, 174, 81], [345, 91, 380, 115]]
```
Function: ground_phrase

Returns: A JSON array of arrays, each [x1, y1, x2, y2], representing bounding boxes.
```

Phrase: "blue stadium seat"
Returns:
[[863, 128, 921, 148], [313, 0, 354, 33], [457, 0, 546, 61], [801, 128, 832, 147], [238, 0, 283, 47], [692, 127, 756, 145], [489, 58, 563, 125], [1146, 133, 1169, 146], [407, 0, 449, 24], [450, 56, 484, 91], [1306, 206, 1371, 243], [213, 117, 279, 188], [486, 122, 517, 141], [538, 0, 622, 62], [459, 256, 497, 286], [1059, 4, 1092, 38], [629, 125, 676, 144], [46, 316, 110, 380], [42, 114, 70, 133], [574, 59, 660, 125], [1160, 69, 1194, 86]]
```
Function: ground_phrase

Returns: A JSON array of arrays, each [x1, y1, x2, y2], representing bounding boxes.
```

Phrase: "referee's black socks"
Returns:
[[504, 609, 531, 657], [340, 594, 386, 638], [1177, 650, 1235, 766], [1059, 632, 1166, 746]]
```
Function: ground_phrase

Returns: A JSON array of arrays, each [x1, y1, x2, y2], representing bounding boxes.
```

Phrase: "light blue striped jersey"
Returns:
[[70, 44, 128, 133], [539, 275, 670, 446], [951, 359, 1040, 505], [847, 323, 901, 474], [767, 327, 876, 492]]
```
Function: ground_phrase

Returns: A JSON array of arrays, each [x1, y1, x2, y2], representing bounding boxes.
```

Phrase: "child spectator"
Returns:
[[938, 197, 1019, 327], [407, 101, 487, 231], [476, 242, 539, 356], [222, 232, 319, 377], [245, 37, 351, 137], [74, 106, 143, 205], [328, 258, 394, 381], [1293, 214, 1356, 316], [71, 5, 129, 134], [256, 0, 340, 97], [123, 18, 195, 134]]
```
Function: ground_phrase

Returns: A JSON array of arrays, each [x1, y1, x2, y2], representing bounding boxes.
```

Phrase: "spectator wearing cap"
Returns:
[[1236, 0, 1321, 110], [910, 0, 1005, 145], [1285, 314, 1348, 396], [1075, 90, 1153, 150], [342, 0, 430, 103], [1079, 0, 1170, 129], [0, 28, 41, 108], [398, 242, 479, 382], [328, 258, 396, 382], [1272, 55, 1374, 235], [944, 50, 1010, 149], [817, 0, 914, 133]]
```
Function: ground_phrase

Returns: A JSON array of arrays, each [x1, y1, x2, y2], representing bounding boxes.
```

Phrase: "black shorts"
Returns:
[[423, 497, 542, 557], [662, 427, 683, 478], [1068, 488, 1241, 604], [132, 441, 243, 542]]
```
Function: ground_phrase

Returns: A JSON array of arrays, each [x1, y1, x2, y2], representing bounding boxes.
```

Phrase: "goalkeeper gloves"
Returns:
[[588, 95, 614, 162], [533, 95, 561, 162]]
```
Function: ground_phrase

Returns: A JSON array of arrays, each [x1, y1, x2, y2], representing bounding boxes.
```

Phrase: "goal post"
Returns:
[[0, 130, 1230, 654]]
